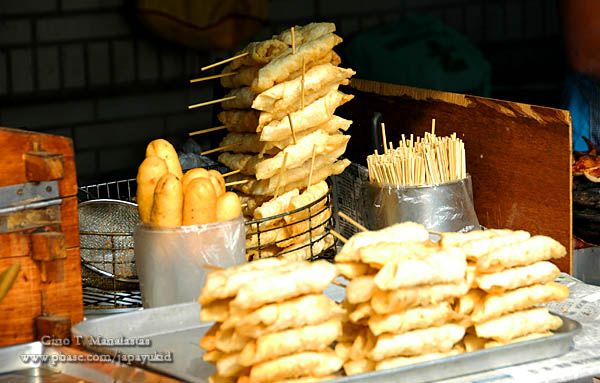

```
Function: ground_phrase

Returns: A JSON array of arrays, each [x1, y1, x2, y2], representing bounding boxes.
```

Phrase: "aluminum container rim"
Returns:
[[368, 174, 472, 191]]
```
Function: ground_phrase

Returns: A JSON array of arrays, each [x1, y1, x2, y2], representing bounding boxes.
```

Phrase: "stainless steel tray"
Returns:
[[73, 289, 581, 383], [0, 340, 177, 382], [73, 301, 212, 382], [331, 314, 580, 383]]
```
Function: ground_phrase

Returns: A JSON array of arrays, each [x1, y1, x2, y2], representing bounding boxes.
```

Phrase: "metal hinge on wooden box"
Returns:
[[0, 127, 82, 347]]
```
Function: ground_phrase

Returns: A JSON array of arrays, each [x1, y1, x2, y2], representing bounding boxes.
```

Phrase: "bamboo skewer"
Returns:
[[331, 279, 348, 288], [301, 57, 306, 109], [189, 95, 237, 109], [307, 145, 317, 188], [190, 71, 237, 83], [200, 263, 223, 271], [367, 120, 466, 187], [287, 115, 297, 145], [291, 27, 296, 54], [189, 125, 227, 136], [222, 169, 241, 177], [461, 141, 466, 179], [338, 211, 369, 232], [225, 179, 250, 187], [274, 152, 288, 198], [381, 123, 388, 154], [201, 52, 248, 71], [200, 143, 238, 156], [329, 229, 348, 243]]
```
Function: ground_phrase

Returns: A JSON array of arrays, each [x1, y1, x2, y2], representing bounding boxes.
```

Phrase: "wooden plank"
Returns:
[[42, 247, 83, 326], [0, 195, 79, 254], [24, 151, 64, 182], [0, 128, 82, 347], [0, 256, 42, 346], [31, 232, 67, 261], [339, 79, 572, 272], [0, 248, 82, 347], [1, 204, 61, 232], [0, 233, 30, 259], [59, 196, 79, 249], [35, 315, 71, 341], [0, 127, 77, 197]]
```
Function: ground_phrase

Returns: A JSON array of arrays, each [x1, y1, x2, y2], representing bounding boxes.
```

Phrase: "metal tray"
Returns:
[[0, 340, 177, 382], [73, 301, 212, 382], [331, 315, 580, 383], [73, 284, 581, 383]]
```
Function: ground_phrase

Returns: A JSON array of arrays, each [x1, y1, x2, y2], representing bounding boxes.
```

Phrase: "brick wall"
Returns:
[[0, 0, 562, 185], [0, 0, 217, 185]]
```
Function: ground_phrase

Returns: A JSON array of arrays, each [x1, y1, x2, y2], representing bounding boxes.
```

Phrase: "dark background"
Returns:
[[0, 0, 565, 186]]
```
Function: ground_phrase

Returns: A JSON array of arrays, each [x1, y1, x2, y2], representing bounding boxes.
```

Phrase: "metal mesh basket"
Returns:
[[78, 178, 137, 203], [78, 179, 142, 310], [245, 186, 337, 262], [79, 199, 138, 286]]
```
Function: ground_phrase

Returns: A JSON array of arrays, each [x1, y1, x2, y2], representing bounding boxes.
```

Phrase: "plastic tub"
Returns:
[[134, 216, 245, 308]]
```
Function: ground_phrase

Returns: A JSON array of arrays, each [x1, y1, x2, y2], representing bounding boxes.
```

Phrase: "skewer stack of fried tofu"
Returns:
[[213, 22, 354, 259], [198, 258, 345, 383], [333, 222, 471, 374], [441, 230, 569, 351]]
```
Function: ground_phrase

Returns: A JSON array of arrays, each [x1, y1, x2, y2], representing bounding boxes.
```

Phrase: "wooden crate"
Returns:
[[338, 79, 572, 272], [0, 127, 82, 347]]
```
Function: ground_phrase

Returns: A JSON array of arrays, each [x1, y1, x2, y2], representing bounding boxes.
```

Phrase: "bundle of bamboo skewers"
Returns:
[[367, 121, 466, 187]]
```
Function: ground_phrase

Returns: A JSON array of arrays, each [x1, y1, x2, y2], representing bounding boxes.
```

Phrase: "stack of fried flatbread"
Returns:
[[199, 258, 345, 383], [333, 222, 472, 374], [213, 22, 354, 260], [245, 180, 335, 261], [441, 230, 569, 351]]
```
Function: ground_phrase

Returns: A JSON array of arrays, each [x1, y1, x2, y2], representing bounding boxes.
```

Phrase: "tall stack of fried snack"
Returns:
[[441, 229, 569, 351], [333, 222, 471, 375], [214, 22, 354, 259], [198, 258, 345, 383]]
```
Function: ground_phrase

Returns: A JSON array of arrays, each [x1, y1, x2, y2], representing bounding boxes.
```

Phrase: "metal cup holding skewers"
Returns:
[[364, 120, 479, 233]]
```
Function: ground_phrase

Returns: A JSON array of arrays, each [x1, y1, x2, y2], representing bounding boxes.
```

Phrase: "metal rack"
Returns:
[[245, 186, 337, 262], [83, 287, 142, 309], [78, 178, 137, 202], [78, 178, 142, 311], [78, 175, 341, 310]]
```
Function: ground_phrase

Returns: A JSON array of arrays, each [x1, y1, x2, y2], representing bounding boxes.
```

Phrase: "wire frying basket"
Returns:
[[78, 179, 142, 310], [245, 186, 337, 262]]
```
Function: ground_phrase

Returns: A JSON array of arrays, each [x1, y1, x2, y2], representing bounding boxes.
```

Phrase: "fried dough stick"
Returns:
[[231, 159, 351, 196], [223, 22, 335, 72], [221, 51, 341, 89], [260, 90, 353, 141], [221, 64, 354, 112], [252, 33, 343, 93], [218, 116, 350, 156]]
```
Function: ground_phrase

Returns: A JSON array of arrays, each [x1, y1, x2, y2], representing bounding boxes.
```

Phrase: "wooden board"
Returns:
[[0, 233, 30, 259], [0, 197, 78, 258], [59, 196, 80, 249], [0, 127, 82, 346], [0, 256, 42, 346], [42, 247, 83, 327], [338, 79, 572, 272], [0, 249, 83, 346], [0, 127, 77, 197]]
